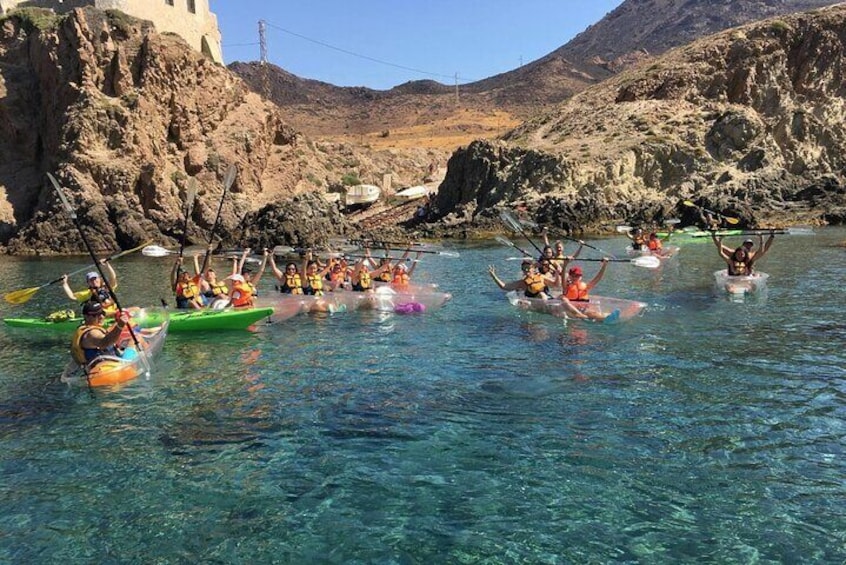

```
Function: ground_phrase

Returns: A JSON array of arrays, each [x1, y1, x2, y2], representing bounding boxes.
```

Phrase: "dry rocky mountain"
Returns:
[[0, 8, 441, 254], [425, 4, 846, 236], [232, 0, 842, 144]]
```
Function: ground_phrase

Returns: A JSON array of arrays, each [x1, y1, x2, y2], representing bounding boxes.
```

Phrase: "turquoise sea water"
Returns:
[[1, 229, 845, 563]]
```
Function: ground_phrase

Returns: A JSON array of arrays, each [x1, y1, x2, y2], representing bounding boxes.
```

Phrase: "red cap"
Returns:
[[569, 266, 583, 276]]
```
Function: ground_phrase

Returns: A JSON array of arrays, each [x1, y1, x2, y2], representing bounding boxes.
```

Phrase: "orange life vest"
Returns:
[[565, 280, 589, 301], [230, 281, 254, 307], [648, 239, 662, 251]]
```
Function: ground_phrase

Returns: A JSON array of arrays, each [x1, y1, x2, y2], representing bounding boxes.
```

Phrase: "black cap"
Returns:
[[82, 301, 104, 316]]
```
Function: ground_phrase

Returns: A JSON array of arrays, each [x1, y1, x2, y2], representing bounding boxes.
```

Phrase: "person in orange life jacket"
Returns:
[[647, 232, 663, 251], [70, 300, 132, 365], [488, 259, 557, 300], [62, 259, 117, 312], [390, 251, 422, 289], [226, 273, 255, 308], [564, 260, 609, 302], [237, 247, 269, 295], [302, 251, 332, 296], [270, 254, 304, 294], [325, 257, 350, 291], [561, 260, 618, 321], [713, 233, 773, 276], [171, 259, 204, 310]]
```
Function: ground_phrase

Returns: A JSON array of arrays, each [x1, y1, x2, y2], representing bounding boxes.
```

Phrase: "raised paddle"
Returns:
[[515, 214, 618, 258], [500, 210, 545, 255], [616, 225, 633, 233], [199, 164, 237, 275], [47, 173, 150, 377], [177, 177, 197, 259], [682, 200, 740, 225], [4, 242, 150, 305], [495, 235, 534, 258], [361, 245, 459, 258], [576, 256, 661, 269]]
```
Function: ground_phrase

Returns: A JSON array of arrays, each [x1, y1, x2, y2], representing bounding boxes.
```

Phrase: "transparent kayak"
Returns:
[[714, 269, 769, 295], [505, 291, 647, 323], [60, 307, 169, 388]]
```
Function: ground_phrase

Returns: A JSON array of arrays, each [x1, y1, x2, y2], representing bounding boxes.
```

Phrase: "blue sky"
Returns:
[[209, 1, 623, 90]]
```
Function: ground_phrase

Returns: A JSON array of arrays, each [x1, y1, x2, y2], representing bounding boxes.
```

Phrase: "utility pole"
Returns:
[[454, 72, 459, 107], [259, 20, 269, 99]]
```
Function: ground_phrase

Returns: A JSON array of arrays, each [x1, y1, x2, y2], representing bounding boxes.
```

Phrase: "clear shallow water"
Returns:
[[1, 229, 845, 563]]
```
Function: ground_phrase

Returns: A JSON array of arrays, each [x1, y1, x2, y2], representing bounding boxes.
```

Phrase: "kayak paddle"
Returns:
[[4, 242, 150, 305], [576, 256, 661, 269], [499, 210, 545, 255], [514, 214, 618, 258], [199, 164, 237, 275], [178, 177, 197, 259], [682, 200, 740, 225], [495, 235, 533, 258], [47, 172, 150, 377]]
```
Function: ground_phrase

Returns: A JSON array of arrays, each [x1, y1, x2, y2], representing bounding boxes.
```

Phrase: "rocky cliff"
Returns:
[[0, 8, 438, 254], [425, 4, 846, 234]]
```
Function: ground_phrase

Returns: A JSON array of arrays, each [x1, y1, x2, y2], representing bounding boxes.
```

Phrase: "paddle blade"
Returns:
[[47, 173, 77, 219], [682, 200, 697, 208], [616, 225, 632, 233], [141, 245, 173, 257], [4, 286, 40, 304], [499, 210, 523, 233], [723, 216, 740, 225], [223, 164, 237, 190], [664, 218, 681, 225], [785, 227, 815, 235], [494, 235, 515, 248], [631, 256, 661, 269], [437, 250, 460, 258]]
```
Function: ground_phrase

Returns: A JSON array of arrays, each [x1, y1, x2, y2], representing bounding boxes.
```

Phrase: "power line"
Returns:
[[262, 20, 476, 84], [223, 41, 260, 47]]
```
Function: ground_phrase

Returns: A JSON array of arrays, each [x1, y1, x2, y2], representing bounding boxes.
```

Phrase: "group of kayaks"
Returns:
[[3, 281, 453, 388]]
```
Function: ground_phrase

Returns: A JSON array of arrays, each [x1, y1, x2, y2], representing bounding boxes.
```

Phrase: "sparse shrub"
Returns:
[[341, 173, 361, 186], [206, 152, 221, 171], [2, 7, 61, 33], [171, 170, 188, 183], [306, 173, 323, 187], [770, 20, 790, 33]]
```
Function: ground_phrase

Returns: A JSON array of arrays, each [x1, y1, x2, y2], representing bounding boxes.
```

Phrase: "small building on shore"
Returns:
[[0, 0, 223, 63]]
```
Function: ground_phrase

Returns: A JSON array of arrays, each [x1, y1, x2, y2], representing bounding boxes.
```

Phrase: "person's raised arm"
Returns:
[[238, 248, 251, 274], [585, 258, 609, 292], [61, 274, 77, 301], [101, 258, 117, 289], [572, 242, 584, 260], [249, 249, 269, 284], [269, 253, 283, 279], [170, 258, 181, 292]]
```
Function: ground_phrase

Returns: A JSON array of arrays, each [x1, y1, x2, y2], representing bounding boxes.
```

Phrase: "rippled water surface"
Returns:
[[1, 229, 845, 563]]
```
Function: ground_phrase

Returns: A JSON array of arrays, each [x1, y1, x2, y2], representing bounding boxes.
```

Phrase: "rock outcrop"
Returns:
[[425, 5, 846, 233], [0, 8, 438, 254]]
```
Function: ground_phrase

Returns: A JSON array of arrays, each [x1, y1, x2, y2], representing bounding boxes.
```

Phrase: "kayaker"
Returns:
[[172, 262, 204, 310], [390, 252, 422, 290], [350, 250, 391, 292], [543, 229, 583, 269], [625, 228, 646, 251], [488, 262, 612, 321], [302, 251, 331, 296], [226, 274, 255, 308], [564, 260, 610, 302], [202, 265, 230, 308], [237, 248, 269, 297], [62, 260, 117, 313], [488, 260, 557, 300], [270, 254, 303, 294], [647, 233, 663, 252], [70, 301, 131, 365], [712, 233, 774, 275]]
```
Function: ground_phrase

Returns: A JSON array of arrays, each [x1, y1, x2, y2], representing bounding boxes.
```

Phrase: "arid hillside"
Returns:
[[0, 8, 442, 253], [423, 4, 846, 236], [232, 0, 842, 150]]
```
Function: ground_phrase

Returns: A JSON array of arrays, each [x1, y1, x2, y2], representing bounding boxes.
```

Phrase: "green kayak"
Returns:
[[3, 307, 274, 333]]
